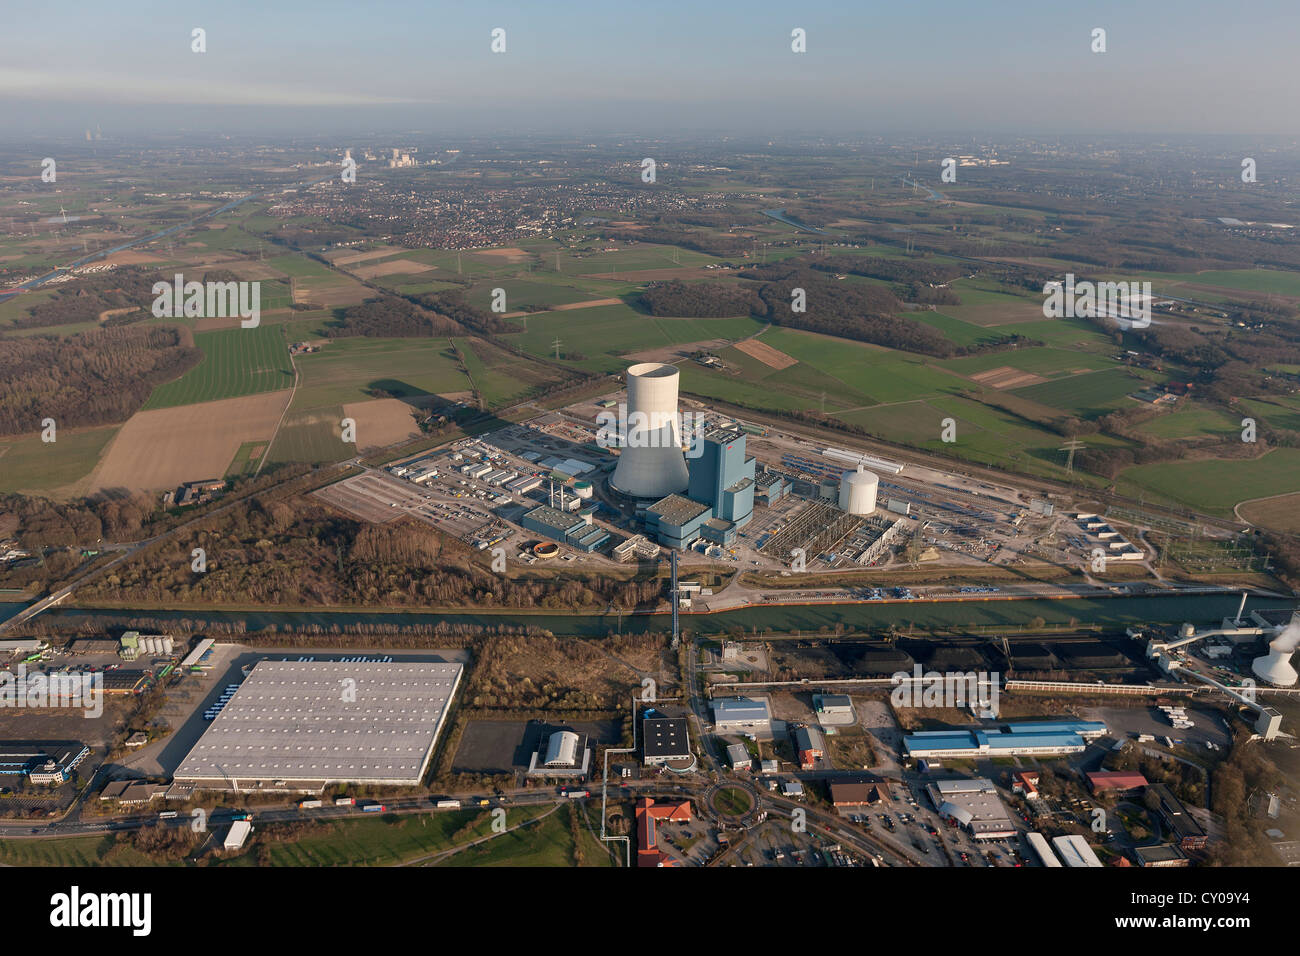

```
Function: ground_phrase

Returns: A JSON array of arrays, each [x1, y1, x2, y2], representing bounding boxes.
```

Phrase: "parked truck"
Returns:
[[435, 799, 461, 810], [334, 797, 355, 807], [299, 799, 323, 810], [361, 803, 385, 813]]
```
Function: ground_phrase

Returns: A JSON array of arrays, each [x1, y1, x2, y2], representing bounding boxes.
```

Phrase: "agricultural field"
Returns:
[[0, 425, 119, 495], [1136, 405, 1243, 440], [224, 440, 268, 477], [1127, 268, 1300, 300], [143, 325, 294, 410], [1012, 367, 1153, 418], [90, 391, 290, 492], [504, 301, 763, 373], [1117, 447, 1300, 517], [265, 405, 353, 464], [456, 336, 568, 407], [287, 336, 474, 411], [1237, 493, 1300, 533]]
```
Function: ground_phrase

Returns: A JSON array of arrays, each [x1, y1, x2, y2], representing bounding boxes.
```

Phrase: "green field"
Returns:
[[456, 337, 567, 407], [1137, 405, 1243, 440], [1136, 268, 1300, 298], [0, 425, 117, 493], [1119, 447, 1300, 516], [0, 834, 178, 867], [288, 336, 471, 411], [265, 406, 351, 464], [143, 326, 294, 409], [504, 302, 762, 373], [225, 440, 268, 476], [1013, 367, 1150, 418], [432, 806, 614, 868], [265, 253, 333, 278]]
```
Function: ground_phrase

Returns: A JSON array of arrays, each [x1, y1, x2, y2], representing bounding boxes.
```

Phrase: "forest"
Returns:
[[76, 493, 671, 611], [0, 325, 199, 435], [326, 295, 464, 338]]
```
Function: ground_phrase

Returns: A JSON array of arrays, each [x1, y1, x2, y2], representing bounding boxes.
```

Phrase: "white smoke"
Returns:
[[1273, 619, 1300, 654]]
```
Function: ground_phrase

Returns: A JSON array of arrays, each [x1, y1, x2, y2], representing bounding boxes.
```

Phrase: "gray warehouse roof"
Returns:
[[712, 698, 770, 722], [174, 660, 463, 788], [647, 494, 711, 526]]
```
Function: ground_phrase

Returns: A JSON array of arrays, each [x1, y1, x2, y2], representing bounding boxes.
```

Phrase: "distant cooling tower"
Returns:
[[610, 362, 690, 499], [839, 467, 879, 515], [1252, 620, 1299, 688]]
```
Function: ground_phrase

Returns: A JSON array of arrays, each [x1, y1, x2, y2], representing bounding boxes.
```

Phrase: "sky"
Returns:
[[4, 0, 1299, 138]]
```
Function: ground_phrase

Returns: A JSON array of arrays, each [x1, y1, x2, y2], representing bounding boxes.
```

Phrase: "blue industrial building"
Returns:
[[645, 426, 756, 550], [904, 719, 1107, 759], [688, 426, 755, 528]]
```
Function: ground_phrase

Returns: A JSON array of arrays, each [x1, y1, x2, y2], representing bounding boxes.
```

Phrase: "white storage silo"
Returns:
[[838, 467, 879, 515], [610, 363, 690, 499]]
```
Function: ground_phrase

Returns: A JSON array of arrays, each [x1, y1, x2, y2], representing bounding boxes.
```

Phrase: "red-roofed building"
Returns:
[[1012, 771, 1040, 800], [636, 797, 693, 867], [1087, 771, 1148, 794]]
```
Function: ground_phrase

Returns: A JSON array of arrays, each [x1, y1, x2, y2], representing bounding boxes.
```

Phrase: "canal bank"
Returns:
[[24, 591, 1297, 639]]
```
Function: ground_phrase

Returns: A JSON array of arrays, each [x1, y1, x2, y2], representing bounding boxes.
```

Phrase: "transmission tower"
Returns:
[[1060, 439, 1085, 474]]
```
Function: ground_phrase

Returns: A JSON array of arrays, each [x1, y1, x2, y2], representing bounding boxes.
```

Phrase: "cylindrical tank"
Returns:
[[839, 468, 879, 515], [573, 480, 593, 499], [610, 363, 690, 499]]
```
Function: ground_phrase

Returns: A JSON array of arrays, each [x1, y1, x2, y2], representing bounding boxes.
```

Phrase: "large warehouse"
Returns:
[[173, 660, 463, 792], [903, 719, 1107, 759]]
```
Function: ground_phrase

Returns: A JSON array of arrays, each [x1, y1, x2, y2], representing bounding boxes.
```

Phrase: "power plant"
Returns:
[[1140, 605, 1298, 739], [1252, 619, 1299, 688], [609, 362, 690, 499]]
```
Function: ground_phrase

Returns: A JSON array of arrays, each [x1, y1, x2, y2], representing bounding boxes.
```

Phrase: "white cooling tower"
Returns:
[[839, 467, 879, 515], [610, 362, 689, 499], [1252, 620, 1299, 688]]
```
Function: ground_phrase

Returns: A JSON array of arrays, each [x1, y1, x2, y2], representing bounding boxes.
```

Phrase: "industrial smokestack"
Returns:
[[610, 362, 689, 499]]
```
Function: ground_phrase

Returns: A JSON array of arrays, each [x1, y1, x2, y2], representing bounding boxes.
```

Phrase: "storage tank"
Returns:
[[610, 363, 690, 499], [838, 467, 879, 515], [573, 480, 593, 499]]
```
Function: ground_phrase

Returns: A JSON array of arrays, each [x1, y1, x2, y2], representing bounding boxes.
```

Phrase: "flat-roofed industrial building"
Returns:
[[1052, 834, 1104, 867], [711, 697, 772, 733], [926, 777, 1017, 839], [173, 660, 462, 792], [643, 717, 693, 767], [904, 719, 1106, 759]]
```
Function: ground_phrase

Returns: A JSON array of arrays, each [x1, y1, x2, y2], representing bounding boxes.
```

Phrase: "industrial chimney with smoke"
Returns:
[[610, 362, 690, 499]]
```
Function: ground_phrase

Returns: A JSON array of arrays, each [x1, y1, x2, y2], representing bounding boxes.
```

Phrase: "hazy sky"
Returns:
[[4, 0, 1299, 137]]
